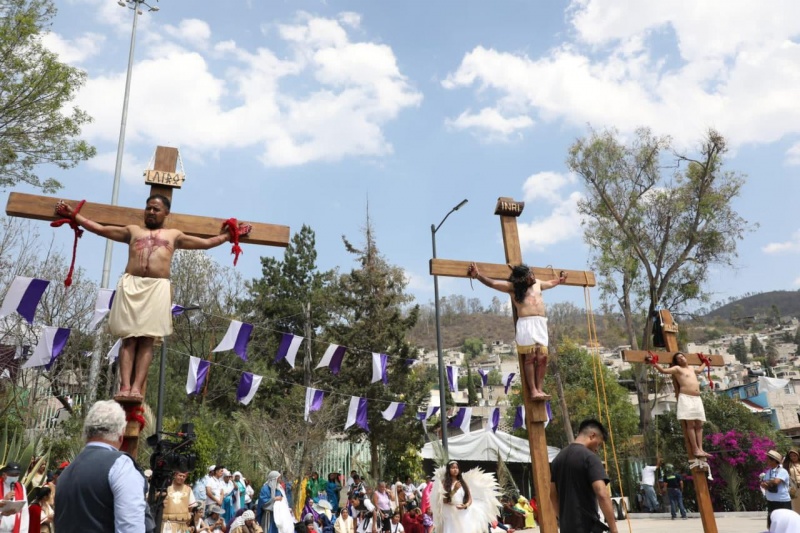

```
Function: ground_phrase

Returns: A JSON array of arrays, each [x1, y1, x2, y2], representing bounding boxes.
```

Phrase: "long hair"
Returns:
[[509, 265, 532, 304], [442, 461, 470, 504]]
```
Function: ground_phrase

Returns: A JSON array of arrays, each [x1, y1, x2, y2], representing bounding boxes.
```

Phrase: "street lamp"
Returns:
[[87, 0, 160, 405], [432, 199, 468, 455], [155, 304, 200, 436]]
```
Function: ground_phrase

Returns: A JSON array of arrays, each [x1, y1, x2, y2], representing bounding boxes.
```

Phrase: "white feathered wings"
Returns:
[[430, 465, 501, 533]]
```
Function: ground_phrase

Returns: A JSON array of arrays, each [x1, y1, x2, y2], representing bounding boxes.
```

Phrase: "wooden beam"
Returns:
[[7, 192, 290, 248], [621, 350, 725, 367], [429, 258, 597, 287]]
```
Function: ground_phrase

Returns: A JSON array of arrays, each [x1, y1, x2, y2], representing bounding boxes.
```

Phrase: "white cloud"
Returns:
[[41, 31, 105, 64], [443, 0, 800, 149], [85, 150, 151, 186], [763, 230, 800, 254], [446, 108, 533, 141], [516, 172, 583, 250], [404, 270, 433, 292], [68, 12, 421, 168], [794, 276, 800, 287]]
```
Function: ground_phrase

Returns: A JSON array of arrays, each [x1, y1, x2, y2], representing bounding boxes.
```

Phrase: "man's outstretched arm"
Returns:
[[468, 262, 512, 292], [540, 271, 567, 290], [176, 222, 252, 250], [55, 200, 131, 243]]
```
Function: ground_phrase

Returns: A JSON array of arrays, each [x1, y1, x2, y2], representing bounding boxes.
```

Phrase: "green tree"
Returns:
[[728, 337, 747, 364], [794, 327, 800, 353], [765, 339, 779, 369], [462, 337, 483, 360], [465, 364, 478, 406], [569, 127, 753, 438], [749, 335, 765, 357], [326, 218, 425, 478], [0, 0, 95, 192]]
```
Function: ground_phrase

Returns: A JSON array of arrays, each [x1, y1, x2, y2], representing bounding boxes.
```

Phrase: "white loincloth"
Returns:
[[677, 394, 706, 422], [515, 316, 548, 355], [108, 273, 173, 340]]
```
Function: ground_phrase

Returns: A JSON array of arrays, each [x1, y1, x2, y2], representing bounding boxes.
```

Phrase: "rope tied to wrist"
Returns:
[[645, 351, 659, 364], [221, 218, 247, 266], [698, 353, 713, 389], [50, 200, 86, 287]]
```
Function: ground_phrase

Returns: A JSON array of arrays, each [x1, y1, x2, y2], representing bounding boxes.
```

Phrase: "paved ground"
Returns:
[[515, 512, 771, 532]]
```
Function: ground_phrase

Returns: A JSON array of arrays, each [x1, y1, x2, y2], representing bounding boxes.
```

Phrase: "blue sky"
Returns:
[[6, 0, 800, 313]]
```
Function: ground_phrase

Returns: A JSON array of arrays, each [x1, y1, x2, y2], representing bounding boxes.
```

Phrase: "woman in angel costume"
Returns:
[[431, 460, 501, 533]]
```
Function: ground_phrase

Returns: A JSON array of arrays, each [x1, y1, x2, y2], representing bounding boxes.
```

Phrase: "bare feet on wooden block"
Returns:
[[530, 392, 551, 401]]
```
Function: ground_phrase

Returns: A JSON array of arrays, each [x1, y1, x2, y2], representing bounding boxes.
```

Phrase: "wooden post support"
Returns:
[[429, 197, 596, 533], [621, 309, 721, 533], [6, 146, 291, 457]]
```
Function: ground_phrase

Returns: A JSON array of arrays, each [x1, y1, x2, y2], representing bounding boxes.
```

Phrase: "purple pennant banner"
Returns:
[[345, 397, 369, 432], [212, 320, 253, 361], [477, 368, 488, 387], [446, 366, 458, 392], [305, 388, 325, 421], [0, 277, 50, 324], [513, 405, 525, 430], [236, 372, 262, 405], [316, 344, 346, 375], [490, 407, 500, 433]]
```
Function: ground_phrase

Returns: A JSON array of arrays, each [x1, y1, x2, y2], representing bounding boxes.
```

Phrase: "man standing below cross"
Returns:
[[54, 194, 251, 401], [468, 263, 565, 399]]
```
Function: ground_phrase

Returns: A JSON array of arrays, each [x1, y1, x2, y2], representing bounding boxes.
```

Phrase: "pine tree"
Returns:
[[326, 216, 426, 479], [750, 335, 765, 357]]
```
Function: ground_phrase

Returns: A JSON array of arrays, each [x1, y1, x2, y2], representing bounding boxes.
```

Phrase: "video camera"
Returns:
[[146, 422, 197, 493]]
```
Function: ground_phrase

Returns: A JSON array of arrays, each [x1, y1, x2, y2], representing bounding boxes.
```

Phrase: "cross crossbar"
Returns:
[[6, 192, 290, 248], [430, 258, 596, 286], [622, 350, 724, 366]]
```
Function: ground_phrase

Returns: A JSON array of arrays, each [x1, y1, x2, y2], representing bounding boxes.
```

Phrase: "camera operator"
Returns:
[[161, 469, 197, 533]]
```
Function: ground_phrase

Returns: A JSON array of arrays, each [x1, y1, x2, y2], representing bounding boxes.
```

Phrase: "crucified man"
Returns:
[[55, 194, 251, 401], [645, 352, 711, 458], [468, 263, 565, 399]]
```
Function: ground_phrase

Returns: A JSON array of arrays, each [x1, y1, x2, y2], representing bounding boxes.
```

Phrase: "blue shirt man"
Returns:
[[762, 450, 791, 529]]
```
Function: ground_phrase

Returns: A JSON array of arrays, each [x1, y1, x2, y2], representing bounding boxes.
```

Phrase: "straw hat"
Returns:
[[767, 450, 783, 463]]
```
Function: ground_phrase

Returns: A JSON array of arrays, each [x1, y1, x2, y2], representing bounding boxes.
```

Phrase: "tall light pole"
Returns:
[[431, 199, 468, 455], [87, 0, 160, 405]]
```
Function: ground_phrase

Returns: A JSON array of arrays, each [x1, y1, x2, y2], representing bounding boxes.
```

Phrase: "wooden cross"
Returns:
[[430, 197, 596, 533], [622, 309, 724, 533], [5, 146, 291, 455]]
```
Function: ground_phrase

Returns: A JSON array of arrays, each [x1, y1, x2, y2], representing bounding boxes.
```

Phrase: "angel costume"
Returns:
[[430, 463, 500, 533]]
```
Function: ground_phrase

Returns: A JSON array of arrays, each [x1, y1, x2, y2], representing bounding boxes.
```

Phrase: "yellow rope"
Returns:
[[584, 286, 633, 533]]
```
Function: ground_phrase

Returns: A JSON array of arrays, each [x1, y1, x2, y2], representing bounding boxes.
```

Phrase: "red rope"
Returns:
[[123, 404, 146, 430], [222, 218, 247, 266], [646, 351, 659, 364], [50, 200, 86, 287], [698, 353, 713, 389]]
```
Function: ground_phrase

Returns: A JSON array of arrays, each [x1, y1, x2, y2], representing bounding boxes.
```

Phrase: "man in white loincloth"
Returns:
[[468, 263, 565, 399], [56, 195, 250, 401], [645, 351, 711, 458]]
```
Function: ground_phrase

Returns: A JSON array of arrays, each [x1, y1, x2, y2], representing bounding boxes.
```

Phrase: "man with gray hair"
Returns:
[[54, 400, 150, 532]]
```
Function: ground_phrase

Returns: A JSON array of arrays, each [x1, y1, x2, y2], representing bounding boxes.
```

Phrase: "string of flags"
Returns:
[[2, 277, 541, 435]]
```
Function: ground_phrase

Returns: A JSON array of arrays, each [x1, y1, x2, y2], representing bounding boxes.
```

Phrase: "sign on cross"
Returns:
[[622, 309, 723, 533], [5, 146, 291, 455], [429, 197, 596, 533]]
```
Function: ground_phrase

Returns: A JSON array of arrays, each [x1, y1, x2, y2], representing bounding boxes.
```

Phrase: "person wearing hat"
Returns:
[[0, 461, 28, 533], [782, 448, 800, 513], [228, 509, 262, 533], [54, 400, 150, 533], [204, 505, 225, 533], [762, 450, 792, 528]]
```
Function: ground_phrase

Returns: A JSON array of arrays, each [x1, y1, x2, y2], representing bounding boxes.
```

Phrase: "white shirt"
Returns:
[[245, 484, 254, 504], [641, 465, 657, 486], [0, 479, 28, 533], [206, 476, 223, 506], [390, 522, 404, 533]]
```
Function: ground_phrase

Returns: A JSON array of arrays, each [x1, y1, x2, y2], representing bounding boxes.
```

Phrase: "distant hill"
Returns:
[[408, 313, 516, 352], [704, 290, 800, 320]]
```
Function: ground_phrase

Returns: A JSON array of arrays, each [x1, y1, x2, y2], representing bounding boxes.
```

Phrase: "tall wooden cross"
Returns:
[[430, 197, 596, 533], [622, 309, 724, 533], [6, 146, 291, 455]]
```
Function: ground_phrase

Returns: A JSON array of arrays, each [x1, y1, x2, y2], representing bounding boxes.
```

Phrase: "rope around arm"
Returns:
[[698, 353, 713, 389], [221, 218, 252, 266], [50, 199, 86, 287]]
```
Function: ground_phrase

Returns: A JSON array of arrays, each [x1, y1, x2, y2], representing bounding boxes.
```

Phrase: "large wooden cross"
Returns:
[[6, 146, 291, 455], [430, 197, 596, 533], [622, 310, 724, 533]]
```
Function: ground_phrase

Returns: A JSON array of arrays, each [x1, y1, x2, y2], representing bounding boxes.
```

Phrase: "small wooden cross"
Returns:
[[5, 146, 291, 455], [622, 309, 723, 533], [430, 197, 596, 533]]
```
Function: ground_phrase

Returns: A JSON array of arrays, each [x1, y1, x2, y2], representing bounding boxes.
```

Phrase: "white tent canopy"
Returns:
[[421, 429, 560, 463]]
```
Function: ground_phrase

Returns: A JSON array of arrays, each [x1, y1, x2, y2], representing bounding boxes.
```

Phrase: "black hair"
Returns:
[[442, 460, 470, 505], [670, 352, 685, 366], [30, 486, 51, 504], [146, 194, 171, 211], [578, 418, 609, 442], [508, 264, 533, 304]]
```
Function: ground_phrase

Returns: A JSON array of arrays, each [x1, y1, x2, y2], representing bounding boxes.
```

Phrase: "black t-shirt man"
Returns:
[[662, 473, 682, 490], [550, 443, 611, 533]]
